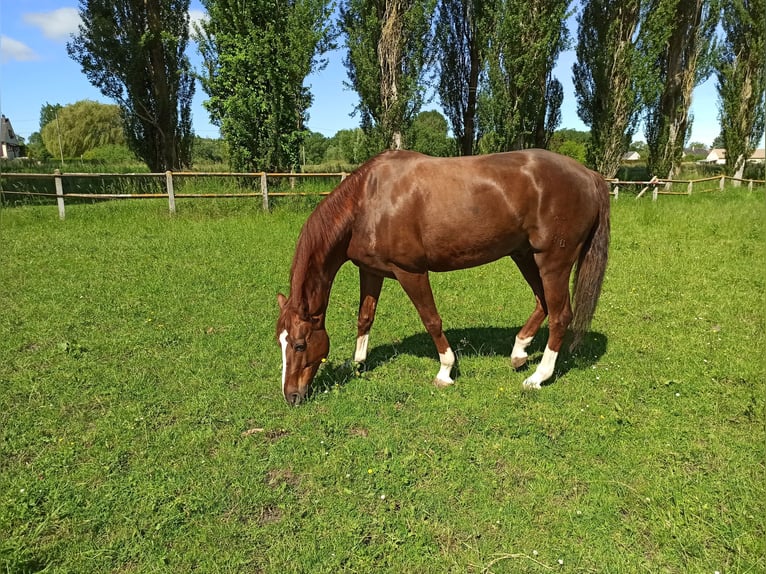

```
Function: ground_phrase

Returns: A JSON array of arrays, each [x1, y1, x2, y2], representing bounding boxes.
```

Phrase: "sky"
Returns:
[[0, 0, 751, 149]]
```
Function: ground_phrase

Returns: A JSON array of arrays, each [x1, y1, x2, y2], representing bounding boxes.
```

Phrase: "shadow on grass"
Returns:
[[312, 326, 607, 396]]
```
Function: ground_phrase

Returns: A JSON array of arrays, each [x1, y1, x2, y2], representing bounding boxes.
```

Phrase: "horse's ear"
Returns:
[[277, 293, 287, 309]]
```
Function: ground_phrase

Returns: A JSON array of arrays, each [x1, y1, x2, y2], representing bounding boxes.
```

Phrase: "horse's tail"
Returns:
[[569, 172, 611, 351]]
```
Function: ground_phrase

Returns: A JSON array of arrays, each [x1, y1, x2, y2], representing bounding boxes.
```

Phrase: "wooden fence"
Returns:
[[606, 174, 765, 200], [1, 169, 763, 220], [0, 170, 348, 219]]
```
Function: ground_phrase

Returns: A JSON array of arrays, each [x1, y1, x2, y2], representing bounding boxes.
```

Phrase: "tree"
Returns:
[[573, 0, 643, 177], [40, 100, 125, 158], [434, 0, 491, 155], [68, 0, 195, 172], [197, 0, 334, 172], [478, 0, 569, 152], [340, 0, 435, 151], [549, 128, 590, 163], [407, 110, 454, 156], [716, 0, 766, 181], [39, 103, 63, 133], [642, 0, 719, 178]]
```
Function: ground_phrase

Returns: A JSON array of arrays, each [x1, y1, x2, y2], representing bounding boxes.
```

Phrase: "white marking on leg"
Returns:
[[511, 335, 534, 369], [522, 345, 558, 389], [435, 347, 455, 386], [354, 333, 369, 363], [279, 330, 289, 395]]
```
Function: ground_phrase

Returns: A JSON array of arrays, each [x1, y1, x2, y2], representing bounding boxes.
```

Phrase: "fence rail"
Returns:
[[1, 169, 763, 219], [0, 170, 348, 219], [606, 174, 765, 200]]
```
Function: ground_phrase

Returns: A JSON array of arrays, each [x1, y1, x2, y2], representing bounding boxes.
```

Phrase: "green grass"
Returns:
[[1, 190, 763, 573]]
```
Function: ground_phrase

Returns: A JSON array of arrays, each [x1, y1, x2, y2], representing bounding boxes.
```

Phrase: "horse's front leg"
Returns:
[[392, 269, 455, 388], [355, 269, 384, 363]]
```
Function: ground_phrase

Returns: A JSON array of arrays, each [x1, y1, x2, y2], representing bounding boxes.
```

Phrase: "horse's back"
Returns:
[[347, 150, 605, 273]]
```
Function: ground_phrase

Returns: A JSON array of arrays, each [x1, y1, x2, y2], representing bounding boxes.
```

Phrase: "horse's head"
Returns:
[[276, 293, 329, 406]]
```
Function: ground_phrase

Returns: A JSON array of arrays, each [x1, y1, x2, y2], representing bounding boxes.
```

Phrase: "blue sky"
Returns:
[[0, 0, 741, 147]]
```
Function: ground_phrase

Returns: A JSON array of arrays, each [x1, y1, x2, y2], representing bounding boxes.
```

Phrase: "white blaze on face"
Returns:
[[279, 330, 289, 395]]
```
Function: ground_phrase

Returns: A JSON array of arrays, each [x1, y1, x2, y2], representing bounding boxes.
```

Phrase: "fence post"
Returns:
[[260, 172, 269, 211], [652, 182, 659, 201], [54, 169, 65, 220], [748, 180, 753, 192], [687, 180, 693, 195], [719, 175, 725, 190], [165, 171, 176, 215], [613, 179, 619, 199]]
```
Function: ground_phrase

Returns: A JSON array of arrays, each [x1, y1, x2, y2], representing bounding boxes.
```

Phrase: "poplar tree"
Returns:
[[68, 0, 195, 171], [196, 0, 334, 172], [434, 0, 492, 155], [340, 0, 435, 151], [642, 0, 720, 178], [573, 0, 643, 177], [479, 0, 570, 152], [716, 0, 766, 181]]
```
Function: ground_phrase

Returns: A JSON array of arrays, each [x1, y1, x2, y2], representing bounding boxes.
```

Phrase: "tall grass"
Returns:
[[0, 189, 763, 572]]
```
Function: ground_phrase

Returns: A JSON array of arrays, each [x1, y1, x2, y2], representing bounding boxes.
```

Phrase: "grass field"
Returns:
[[1, 189, 763, 573]]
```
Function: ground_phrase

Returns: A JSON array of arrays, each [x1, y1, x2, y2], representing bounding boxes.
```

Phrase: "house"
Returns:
[[622, 151, 641, 162], [1, 115, 22, 159], [747, 148, 765, 163], [705, 148, 726, 164]]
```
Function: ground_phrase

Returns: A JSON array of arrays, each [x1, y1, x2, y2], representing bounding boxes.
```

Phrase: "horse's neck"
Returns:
[[290, 215, 351, 318]]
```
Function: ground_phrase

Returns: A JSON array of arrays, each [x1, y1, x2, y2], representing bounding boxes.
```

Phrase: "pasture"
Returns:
[[1, 190, 763, 573]]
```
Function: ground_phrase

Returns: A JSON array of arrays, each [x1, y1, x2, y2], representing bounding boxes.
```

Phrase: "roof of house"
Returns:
[[1, 115, 19, 145], [707, 148, 726, 159]]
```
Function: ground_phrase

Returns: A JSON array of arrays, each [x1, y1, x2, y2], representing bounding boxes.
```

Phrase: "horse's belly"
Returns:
[[422, 231, 526, 271]]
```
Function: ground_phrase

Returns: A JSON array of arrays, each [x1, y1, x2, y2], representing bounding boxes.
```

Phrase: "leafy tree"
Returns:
[[549, 128, 590, 163], [573, 0, 643, 177], [68, 0, 195, 172], [197, 0, 334, 172], [434, 0, 491, 155], [40, 100, 125, 159], [302, 132, 330, 165], [479, 0, 570, 152], [407, 110, 454, 156], [324, 128, 369, 164], [192, 136, 227, 165], [340, 0, 435, 151], [642, 0, 720, 178], [39, 103, 63, 133], [25, 132, 52, 160], [716, 0, 766, 181]]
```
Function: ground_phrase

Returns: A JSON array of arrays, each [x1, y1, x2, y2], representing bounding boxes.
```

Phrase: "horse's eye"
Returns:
[[294, 342, 306, 352]]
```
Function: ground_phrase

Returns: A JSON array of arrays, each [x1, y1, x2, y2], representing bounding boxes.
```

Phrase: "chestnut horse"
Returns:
[[277, 149, 610, 405]]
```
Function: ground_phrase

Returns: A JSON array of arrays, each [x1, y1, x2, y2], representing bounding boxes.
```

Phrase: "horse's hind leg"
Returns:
[[522, 259, 574, 389], [392, 269, 455, 388], [510, 251, 548, 369], [355, 270, 384, 363]]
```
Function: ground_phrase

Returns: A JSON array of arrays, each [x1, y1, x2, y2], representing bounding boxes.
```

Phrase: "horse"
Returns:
[[276, 149, 610, 406]]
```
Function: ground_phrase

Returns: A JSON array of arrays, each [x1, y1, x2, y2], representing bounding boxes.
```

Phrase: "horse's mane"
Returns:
[[288, 153, 385, 301]]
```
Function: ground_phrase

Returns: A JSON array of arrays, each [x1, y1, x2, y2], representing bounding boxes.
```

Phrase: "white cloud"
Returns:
[[23, 7, 81, 41], [0, 35, 40, 63], [189, 9, 207, 32]]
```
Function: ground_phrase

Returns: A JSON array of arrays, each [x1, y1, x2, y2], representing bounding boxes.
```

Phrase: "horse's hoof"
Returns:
[[433, 377, 454, 389], [522, 377, 542, 390], [511, 355, 528, 369]]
